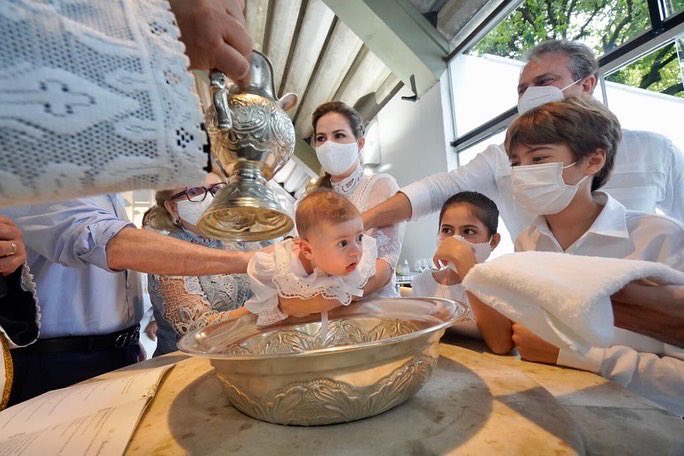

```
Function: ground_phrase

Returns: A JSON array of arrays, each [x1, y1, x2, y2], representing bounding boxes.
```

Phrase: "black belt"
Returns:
[[15, 325, 140, 354]]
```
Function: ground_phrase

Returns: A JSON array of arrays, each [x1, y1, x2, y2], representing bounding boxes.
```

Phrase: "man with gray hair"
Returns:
[[363, 39, 684, 238]]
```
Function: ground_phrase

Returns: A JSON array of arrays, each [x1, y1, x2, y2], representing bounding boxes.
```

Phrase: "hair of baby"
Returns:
[[295, 189, 361, 239]]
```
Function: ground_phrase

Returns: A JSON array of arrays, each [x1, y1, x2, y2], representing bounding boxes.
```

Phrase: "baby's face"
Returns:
[[438, 203, 491, 243], [305, 217, 365, 276]]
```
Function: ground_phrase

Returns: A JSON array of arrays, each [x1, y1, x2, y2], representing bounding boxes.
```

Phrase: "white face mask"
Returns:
[[511, 161, 589, 215], [517, 79, 581, 114], [176, 195, 214, 226], [315, 141, 359, 176], [440, 234, 493, 271], [454, 234, 493, 263]]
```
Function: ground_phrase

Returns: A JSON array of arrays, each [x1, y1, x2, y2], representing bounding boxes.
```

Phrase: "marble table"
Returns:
[[121, 335, 683, 455]]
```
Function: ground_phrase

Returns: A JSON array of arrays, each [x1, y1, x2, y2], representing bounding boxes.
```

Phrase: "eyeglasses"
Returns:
[[170, 182, 226, 202]]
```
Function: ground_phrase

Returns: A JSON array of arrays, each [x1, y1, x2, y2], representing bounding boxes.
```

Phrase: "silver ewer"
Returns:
[[198, 50, 298, 241]]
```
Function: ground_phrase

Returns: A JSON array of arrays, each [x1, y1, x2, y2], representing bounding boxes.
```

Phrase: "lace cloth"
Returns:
[[331, 166, 406, 297], [148, 230, 259, 353], [245, 236, 378, 327], [0, 0, 206, 207]]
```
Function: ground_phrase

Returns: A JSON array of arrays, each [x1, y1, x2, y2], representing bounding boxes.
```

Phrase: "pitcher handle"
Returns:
[[209, 70, 232, 131]]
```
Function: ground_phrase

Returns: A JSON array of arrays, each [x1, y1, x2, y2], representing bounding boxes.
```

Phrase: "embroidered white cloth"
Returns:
[[245, 236, 377, 326], [0, 0, 206, 207], [462, 252, 684, 353]]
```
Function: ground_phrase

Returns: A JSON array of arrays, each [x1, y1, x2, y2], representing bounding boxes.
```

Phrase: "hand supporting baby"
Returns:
[[278, 294, 343, 316]]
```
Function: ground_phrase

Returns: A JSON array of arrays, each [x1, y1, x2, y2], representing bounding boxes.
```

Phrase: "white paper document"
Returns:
[[0, 365, 173, 456]]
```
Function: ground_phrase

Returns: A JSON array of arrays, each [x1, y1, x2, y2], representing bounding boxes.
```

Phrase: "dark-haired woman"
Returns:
[[308, 101, 405, 298]]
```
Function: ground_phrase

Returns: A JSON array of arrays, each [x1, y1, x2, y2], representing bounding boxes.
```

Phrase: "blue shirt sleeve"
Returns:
[[1, 196, 132, 271]]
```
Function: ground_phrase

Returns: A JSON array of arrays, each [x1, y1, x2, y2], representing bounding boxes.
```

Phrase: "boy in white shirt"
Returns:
[[504, 95, 684, 415], [412, 191, 501, 339]]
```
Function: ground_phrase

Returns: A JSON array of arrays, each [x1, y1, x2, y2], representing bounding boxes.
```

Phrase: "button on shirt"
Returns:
[[0, 195, 143, 338], [402, 129, 684, 239]]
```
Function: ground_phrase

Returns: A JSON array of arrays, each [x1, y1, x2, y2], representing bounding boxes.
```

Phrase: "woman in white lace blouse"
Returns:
[[145, 173, 263, 356], [308, 102, 406, 298]]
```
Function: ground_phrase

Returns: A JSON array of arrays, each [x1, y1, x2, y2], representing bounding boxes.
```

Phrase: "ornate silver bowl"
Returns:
[[178, 297, 467, 426]]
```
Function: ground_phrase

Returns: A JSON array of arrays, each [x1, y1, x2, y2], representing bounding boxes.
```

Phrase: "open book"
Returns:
[[0, 365, 173, 455]]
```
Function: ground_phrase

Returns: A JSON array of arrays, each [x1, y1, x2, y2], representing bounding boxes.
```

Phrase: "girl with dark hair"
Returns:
[[412, 192, 501, 339]]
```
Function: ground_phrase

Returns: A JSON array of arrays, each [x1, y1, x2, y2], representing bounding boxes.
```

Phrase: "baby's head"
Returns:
[[439, 192, 501, 257], [296, 190, 365, 276]]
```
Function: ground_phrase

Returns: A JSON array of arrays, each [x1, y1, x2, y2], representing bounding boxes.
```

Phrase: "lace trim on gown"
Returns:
[[245, 237, 377, 326], [0, 264, 40, 349]]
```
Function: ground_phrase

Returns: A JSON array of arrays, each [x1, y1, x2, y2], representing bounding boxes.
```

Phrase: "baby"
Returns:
[[411, 191, 500, 338], [244, 191, 377, 326]]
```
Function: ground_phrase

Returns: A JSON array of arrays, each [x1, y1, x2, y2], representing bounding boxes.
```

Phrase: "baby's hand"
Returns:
[[432, 237, 477, 275], [278, 295, 342, 316]]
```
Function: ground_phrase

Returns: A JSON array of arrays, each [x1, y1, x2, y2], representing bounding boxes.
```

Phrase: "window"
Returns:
[[471, 1, 652, 59], [448, 0, 684, 151], [665, 0, 684, 18], [604, 35, 684, 147]]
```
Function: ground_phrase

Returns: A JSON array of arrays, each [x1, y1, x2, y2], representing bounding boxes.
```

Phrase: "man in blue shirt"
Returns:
[[1, 194, 252, 404]]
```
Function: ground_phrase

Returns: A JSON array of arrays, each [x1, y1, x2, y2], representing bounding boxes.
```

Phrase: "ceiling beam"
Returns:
[[334, 48, 392, 113], [323, 0, 449, 97], [410, 0, 443, 13], [292, 137, 320, 173], [266, 0, 305, 95], [244, 0, 271, 52], [294, 21, 364, 138], [279, 0, 336, 102]]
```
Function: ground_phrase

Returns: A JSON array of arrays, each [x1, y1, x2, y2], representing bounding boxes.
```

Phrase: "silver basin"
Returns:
[[178, 297, 467, 426]]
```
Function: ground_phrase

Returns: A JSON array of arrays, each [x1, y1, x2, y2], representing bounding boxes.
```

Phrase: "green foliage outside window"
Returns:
[[470, 0, 684, 97]]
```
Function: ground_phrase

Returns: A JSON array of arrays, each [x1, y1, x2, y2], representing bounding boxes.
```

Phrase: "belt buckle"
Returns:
[[114, 329, 139, 348]]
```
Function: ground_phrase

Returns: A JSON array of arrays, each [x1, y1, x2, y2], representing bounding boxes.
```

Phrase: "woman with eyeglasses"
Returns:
[[144, 173, 264, 356]]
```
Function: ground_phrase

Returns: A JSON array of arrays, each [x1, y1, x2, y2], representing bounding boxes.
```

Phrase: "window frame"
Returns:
[[445, 0, 684, 154]]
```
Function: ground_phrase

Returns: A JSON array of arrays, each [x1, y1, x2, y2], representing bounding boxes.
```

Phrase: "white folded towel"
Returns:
[[462, 252, 684, 353]]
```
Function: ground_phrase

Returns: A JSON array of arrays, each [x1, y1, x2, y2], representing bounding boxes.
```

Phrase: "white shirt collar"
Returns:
[[532, 192, 632, 250]]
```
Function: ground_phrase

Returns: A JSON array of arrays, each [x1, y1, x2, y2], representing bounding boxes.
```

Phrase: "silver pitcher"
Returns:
[[198, 51, 298, 241]]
